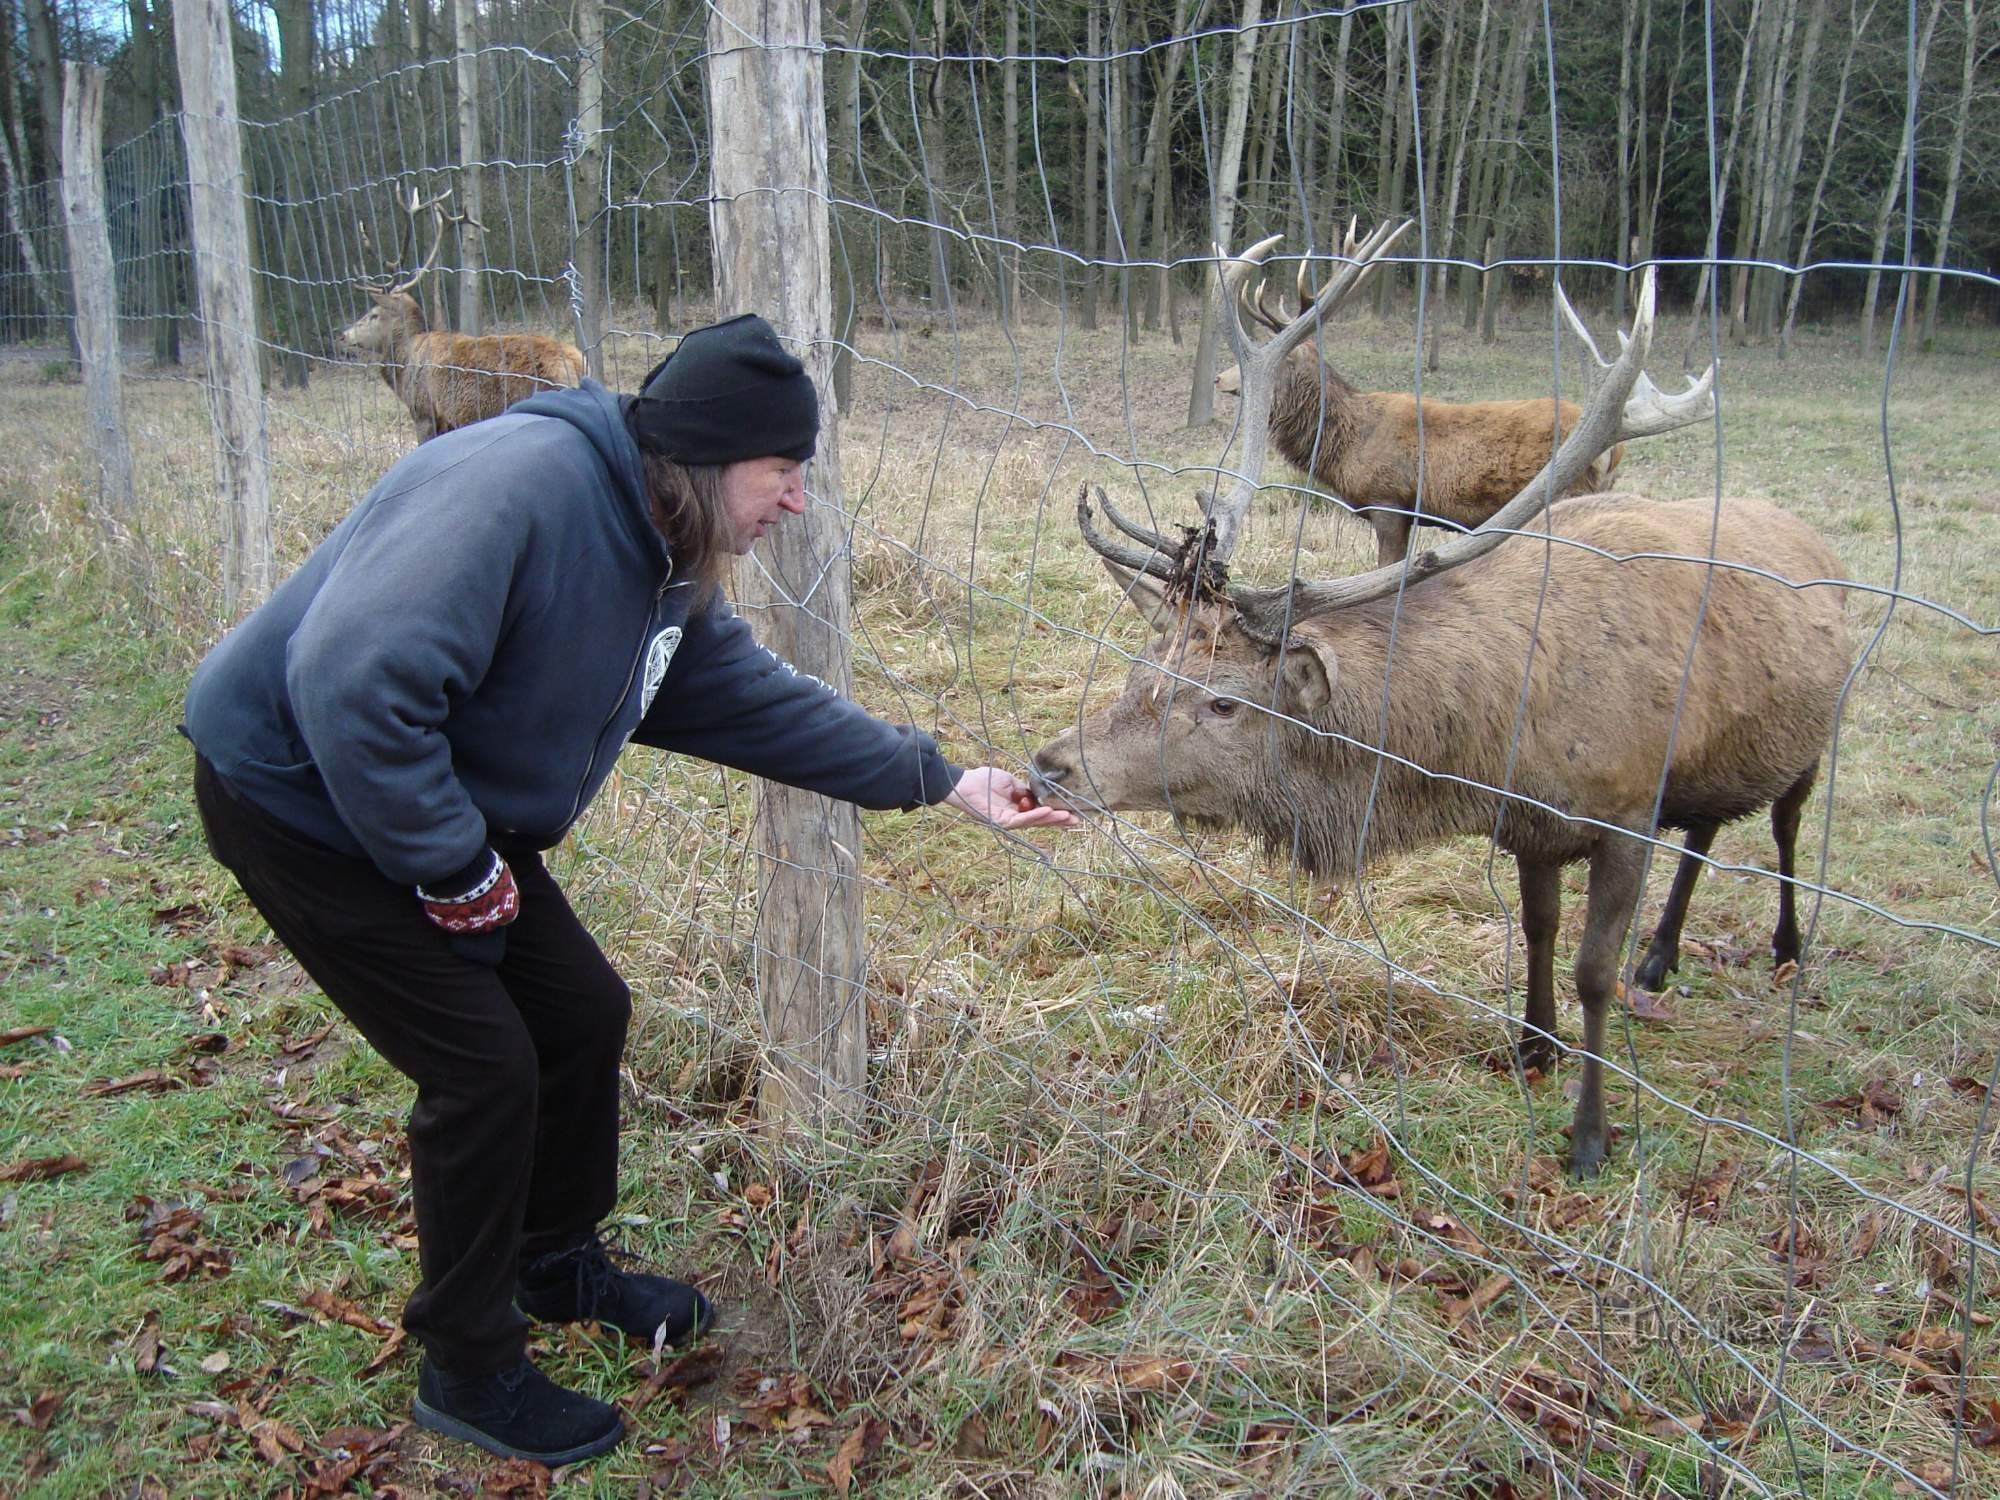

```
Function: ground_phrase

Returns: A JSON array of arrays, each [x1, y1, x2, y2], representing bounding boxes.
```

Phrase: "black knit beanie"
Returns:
[[627, 313, 819, 464]]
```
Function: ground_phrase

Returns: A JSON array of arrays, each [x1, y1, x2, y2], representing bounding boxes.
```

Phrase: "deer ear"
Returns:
[[1277, 634, 1336, 712], [1099, 559, 1183, 634]]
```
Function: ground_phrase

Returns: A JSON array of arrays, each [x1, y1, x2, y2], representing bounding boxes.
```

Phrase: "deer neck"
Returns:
[[1269, 356, 1361, 476], [1257, 591, 1517, 877]]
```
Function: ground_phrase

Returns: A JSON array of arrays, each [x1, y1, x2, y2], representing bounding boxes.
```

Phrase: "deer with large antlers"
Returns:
[[336, 186, 586, 442], [1032, 269, 1852, 1179], [1214, 222, 1714, 567]]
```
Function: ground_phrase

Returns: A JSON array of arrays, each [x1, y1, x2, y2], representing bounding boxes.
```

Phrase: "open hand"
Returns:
[[946, 767, 1078, 829]]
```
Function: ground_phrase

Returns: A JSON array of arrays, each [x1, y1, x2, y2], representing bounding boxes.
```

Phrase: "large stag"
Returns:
[[1214, 222, 1714, 567], [337, 187, 586, 442], [1033, 263, 1851, 1178]]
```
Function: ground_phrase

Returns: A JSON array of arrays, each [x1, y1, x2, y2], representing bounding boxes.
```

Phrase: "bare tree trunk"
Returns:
[[1614, 0, 1640, 323], [1728, 0, 1792, 344], [1754, 0, 1826, 339], [1464, 7, 1530, 330], [174, 0, 274, 617], [706, 0, 863, 1135], [1081, 3, 1102, 330], [1108, 0, 1133, 336], [828, 0, 868, 407], [1372, 3, 1408, 316], [0, 42, 59, 341], [1685, 0, 1764, 352], [1325, 8, 1354, 235], [1248, 0, 1286, 228], [1860, 0, 1944, 358], [1481, 9, 1535, 342], [1918, 0, 1977, 345], [1188, 0, 1264, 428], [60, 63, 136, 533], [1124, 0, 1195, 332], [574, 0, 607, 378], [455, 0, 486, 335], [24, 0, 61, 181], [1000, 0, 1019, 329], [1429, 0, 1490, 371], [1781, 0, 1874, 356]]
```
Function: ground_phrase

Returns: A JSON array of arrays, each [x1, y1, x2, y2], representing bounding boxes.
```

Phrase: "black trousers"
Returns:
[[192, 756, 631, 1374]]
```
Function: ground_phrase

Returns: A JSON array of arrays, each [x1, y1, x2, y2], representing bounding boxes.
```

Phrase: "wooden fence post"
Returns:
[[59, 63, 136, 532], [173, 0, 273, 617], [705, 0, 862, 1134]]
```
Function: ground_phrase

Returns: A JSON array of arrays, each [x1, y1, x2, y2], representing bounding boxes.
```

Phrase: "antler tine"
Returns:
[[387, 186, 456, 297], [1077, 487, 1179, 584], [1218, 233, 1286, 318], [1227, 266, 1680, 643], [1556, 273, 1719, 436], [1096, 487, 1180, 554]]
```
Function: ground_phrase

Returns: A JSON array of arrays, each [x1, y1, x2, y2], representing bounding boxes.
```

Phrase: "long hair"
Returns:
[[640, 451, 733, 599]]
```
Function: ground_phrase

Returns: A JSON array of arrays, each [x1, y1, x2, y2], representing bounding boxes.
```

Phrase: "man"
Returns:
[[183, 313, 1069, 1464]]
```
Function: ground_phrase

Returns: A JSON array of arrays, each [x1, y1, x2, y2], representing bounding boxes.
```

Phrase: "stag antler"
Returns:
[[1207, 220, 1415, 564], [1077, 486, 1231, 605], [356, 183, 458, 296], [1222, 266, 1711, 641], [1556, 279, 1718, 440]]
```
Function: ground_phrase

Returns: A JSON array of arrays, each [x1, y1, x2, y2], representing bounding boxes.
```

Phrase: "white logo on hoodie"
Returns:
[[639, 627, 682, 715]]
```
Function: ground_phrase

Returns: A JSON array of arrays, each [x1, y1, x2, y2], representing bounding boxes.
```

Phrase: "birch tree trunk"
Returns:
[[1918, 0, 1977, 345], [1686, 0, 1765, 351], [574, 0, 607, 378], [60, 63, 136, 533], [1000, 0, 1019, 329], [1781, 0, 1875, 356], [1187, 0, 1263, 427], [455, 0, 486, 335], [1754, 0, 1826, 339], [174, 0, 274, 617], [1429, 0, 1490, 370], [1860, 0, 1943, 358], [705, 0, 864, 1134], [1081, 4, 1102, 330]]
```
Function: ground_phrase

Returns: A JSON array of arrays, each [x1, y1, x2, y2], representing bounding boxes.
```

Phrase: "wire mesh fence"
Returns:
[[5, 0, 1999, 1493]]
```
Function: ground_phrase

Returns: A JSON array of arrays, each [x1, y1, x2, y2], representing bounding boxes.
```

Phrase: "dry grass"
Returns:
[[2, 299, 1997, 1496]]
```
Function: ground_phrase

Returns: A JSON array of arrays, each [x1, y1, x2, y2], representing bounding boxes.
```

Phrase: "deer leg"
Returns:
[[1633, 821, 1719, 992], [1515, 858, 1562, 1076], [1569, 835, 1647, 1179], [1770, 765, 1819, 970], [1372, 511, 1414, 569]]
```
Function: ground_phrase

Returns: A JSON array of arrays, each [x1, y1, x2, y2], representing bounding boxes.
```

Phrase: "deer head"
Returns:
[[337, 184, 457, 354], [1156, 264, 1718, 638], [1205, 221, 1415, 560]]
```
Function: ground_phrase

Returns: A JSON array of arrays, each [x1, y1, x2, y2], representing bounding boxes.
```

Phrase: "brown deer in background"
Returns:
[[1034, 262, 1848, 1179], [337, 187, 586, 442], [1214, 222, 1712, 567]]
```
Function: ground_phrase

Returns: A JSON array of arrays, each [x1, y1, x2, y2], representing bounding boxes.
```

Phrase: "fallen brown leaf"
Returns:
[[12, 1390, 62, 1431], [1617, 979, 1675, 1021], [130, 1310, 163, 1374], [1444, 1272, 1513, 1328], [0, 1153, 87, 1183], [1944, 1185, 2000, 1235], [827, 1415, 887, 1497], [82, 1070, 184, 1098]]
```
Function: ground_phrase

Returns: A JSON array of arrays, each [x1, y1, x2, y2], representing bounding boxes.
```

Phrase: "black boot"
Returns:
[[411, 1355, 624, 1464], [517, 1232, 714, 1345]]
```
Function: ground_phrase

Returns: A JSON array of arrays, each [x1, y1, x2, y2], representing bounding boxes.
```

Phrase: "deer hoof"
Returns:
[[1567, 1130, 1607, 1181], [1632, 949, 1675, 992]]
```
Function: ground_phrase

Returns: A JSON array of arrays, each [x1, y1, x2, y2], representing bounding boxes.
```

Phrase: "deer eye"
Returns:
[[1207, 697, 1241, 718]]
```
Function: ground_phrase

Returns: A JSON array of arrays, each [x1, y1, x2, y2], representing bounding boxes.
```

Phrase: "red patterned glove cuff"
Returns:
[[417, 851, 521, 934]]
